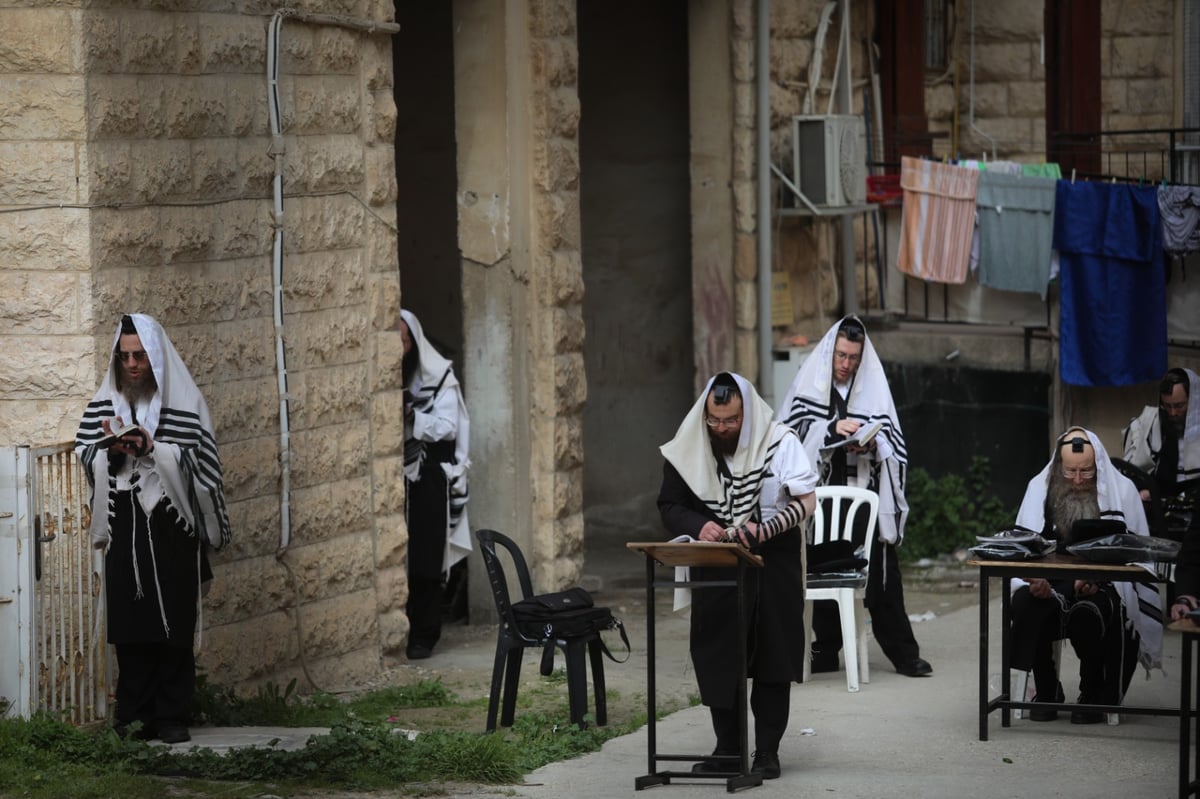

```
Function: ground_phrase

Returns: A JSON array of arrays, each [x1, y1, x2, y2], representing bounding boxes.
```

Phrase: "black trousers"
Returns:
[[810, 535, 921, 668], [708, 680, 790, 756], [406, 460, 449, 650], [1010, 583, 1134, 703], [115, 642, 195, 729]]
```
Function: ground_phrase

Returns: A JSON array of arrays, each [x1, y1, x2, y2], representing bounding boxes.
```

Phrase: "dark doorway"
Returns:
[[392, 4, 467, 621], [393, 3, 462, 367], [578, 2, 693, 537]]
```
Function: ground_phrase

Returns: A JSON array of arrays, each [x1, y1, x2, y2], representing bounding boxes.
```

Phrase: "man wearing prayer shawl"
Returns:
[[1123, 367, 1200, 502], [774, 316, 931, 678], [75, 314, 231, 744], [658, 372, 817, 780], [1009, 427, 1162, 724], [400, 310, 471, 661]]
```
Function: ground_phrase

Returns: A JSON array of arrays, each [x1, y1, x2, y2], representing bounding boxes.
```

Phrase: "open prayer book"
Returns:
[[819, 420, 883, 456], [94, 421, 140, 450]]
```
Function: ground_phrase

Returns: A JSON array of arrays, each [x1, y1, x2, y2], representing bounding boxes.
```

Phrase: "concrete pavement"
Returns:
[[174, 587, 1188, 799]]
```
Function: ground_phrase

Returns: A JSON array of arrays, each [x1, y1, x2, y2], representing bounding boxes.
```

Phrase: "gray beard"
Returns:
[[1047, 471, 1101, 534]]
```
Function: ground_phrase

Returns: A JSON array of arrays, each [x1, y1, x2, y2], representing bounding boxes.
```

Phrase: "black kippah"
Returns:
[[120, 315, 137, 335]]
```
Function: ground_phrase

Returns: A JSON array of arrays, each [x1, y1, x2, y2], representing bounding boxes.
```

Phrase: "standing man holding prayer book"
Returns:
[[775, 315, 932, 678], [657, 372, 817, 780]]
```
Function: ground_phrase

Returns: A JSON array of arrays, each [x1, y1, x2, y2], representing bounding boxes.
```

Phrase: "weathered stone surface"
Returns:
[[374, 565, 408, 620], [283, 534, 376, 602], [293, 75, 362, 134], [373, 513, 408, 571], [551, 305, 584, 355], [313, 26, 361, 73], [0, 142, 78, 204], [199, 14, 266, 73], [0, 76, 85, 139], [769, 81, 800, 128], [530, 0, 575, 37], [284, 306, 368, 370], [732, 126, 754, 180], [295, 588, 380, 660], [546, 88, 580, 138], [371, 390, 404, 457], [368, 89, 398, 143], [371, 455, 405, 516], [926, 83, 956, 120], [533, 137, 580, 193], [372, 329, 403, 392], [1102, 0, 1172, 35], [222, 494, 282, 560], [732, 40, 754, 83], [1112, 37, 1172, 79], [1008, 81, 1045, 118], [971, 0, 1044, 39], [553, 415, 582, 470], [553, 467, 582, 519], [121, 12, 183, 73], [290, 477, 372, 544], [734, 278, 757, 331], [202, 611, 296, 684], [532, 38, 577, 88], [280, 249, 365, 312], [286, 196, 365, 252], [0, 399, 88, 447], [732, 178, 755, 234], [365, 148, 397, 206], [974, 42, 1035, 82], [0, 208, 88, 271], [770, 0, 823, 38], [221, 435, 282, 501], [369, 273, 400, 333], [204, 553, 291, 627], [289, 422, 371, 489], [0, 9, 74, 72], [553, 353, 586, 412], [0, 272, 83, 335], [226, 76, 269, 136], [376, 606, 410, 658], [0, 336, 93, 398], [287, 365, 370, 430], [88, 76, 166, 139]]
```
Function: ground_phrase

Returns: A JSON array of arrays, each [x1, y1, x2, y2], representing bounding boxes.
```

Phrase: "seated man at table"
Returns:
[[1169, 509, 1200, 621], [1009, 427, 1163, 724]]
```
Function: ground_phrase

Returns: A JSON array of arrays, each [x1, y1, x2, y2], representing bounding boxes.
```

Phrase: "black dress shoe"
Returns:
[[751, 750, 781, 780], [406, 643, 433, 660], [1071, 695, 1106, 725], [895, 657, 933, 677], [1028, 682, 1065, 722], [158, 724, 191, 744], [691, 748, 736, 774]]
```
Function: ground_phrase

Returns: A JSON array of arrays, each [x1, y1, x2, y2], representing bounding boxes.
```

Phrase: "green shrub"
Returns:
[[900, 456, 1014, 562]]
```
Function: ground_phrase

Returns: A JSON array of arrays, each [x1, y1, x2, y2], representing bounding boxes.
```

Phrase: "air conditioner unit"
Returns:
[[791, 115, 867, 207]]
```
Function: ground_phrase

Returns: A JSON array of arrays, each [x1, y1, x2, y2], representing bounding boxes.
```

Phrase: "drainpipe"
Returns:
[[756, 0, 773, 405]]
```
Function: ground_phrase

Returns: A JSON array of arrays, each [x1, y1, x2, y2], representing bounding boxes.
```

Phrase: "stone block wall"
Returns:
[[941, 0, 1175, 166], [1, 2, 403, 692], [526, 1, 586, 588]]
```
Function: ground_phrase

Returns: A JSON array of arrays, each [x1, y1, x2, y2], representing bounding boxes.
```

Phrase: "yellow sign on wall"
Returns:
[[771, 272, 793, 327]]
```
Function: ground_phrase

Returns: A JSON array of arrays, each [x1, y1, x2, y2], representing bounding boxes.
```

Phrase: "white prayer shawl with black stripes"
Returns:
[[1123, 367, 1200, 485], [75, 314, 231, 553], [660, 373, 793, 528], [401, 309, 471, 574], [774, 315, 909, 544], [1014, 428, 1163, 671]]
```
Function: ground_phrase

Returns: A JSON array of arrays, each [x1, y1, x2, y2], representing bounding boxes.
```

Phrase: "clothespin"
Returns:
[[1070, 168, 1076, 184], [1111, 176, 1116, 185]]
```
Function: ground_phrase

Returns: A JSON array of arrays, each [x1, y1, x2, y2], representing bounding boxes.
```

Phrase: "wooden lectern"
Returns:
[[626, 541, 765, 792]]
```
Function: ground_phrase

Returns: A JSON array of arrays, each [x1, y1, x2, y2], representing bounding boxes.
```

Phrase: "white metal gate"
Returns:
[[0, 445, 109, 725]]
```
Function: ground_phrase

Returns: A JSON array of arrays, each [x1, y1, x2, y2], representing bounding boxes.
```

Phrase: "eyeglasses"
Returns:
[[1061, 467, 1096, 480], [117, 350, 148, 364], [833, 351, 861, 364], [705, 415, 741, 430]]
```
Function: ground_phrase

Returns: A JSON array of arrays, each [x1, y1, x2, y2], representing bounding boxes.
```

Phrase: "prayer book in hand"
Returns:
[[820, 420, 883, 455], [94, 422, 141, 449]]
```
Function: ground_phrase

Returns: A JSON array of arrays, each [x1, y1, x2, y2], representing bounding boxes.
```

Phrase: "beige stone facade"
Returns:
[[2, 0, 1191, 696]]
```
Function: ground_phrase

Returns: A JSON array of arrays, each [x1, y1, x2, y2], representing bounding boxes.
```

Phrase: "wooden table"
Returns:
[[626, 542, 764, 792], [969, 553, 1174, 741]]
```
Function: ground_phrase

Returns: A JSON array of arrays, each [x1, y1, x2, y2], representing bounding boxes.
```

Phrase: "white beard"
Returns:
[[1047, 471, 1101, 535]]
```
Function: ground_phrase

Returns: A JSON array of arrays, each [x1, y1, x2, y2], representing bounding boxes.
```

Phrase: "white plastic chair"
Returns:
[[803, 485, 879, 692]]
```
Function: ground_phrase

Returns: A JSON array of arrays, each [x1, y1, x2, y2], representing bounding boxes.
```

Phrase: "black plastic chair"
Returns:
[[476, 528, 607, 731], [1111, 457, 1167, 539]]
